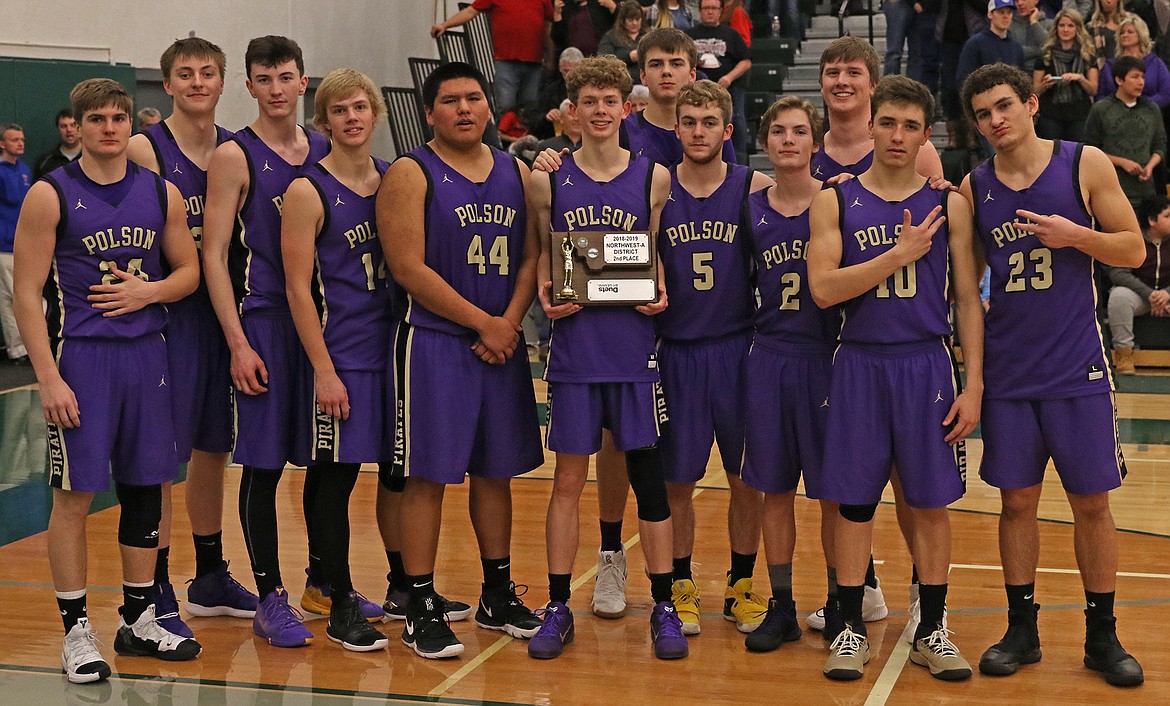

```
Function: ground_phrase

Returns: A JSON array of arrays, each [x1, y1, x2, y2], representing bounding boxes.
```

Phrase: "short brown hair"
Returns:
[[567, 55, 634, 102], [756, 95, 823, 148], [160, 37, 227, 79], [960, 62, 1033, 121], [637, 27, 698, 71], [70, 78, 133, 123], [245, 35, 304, 79], [871, 74, 934, 123], [313, 68, 387, 133], [676, 80, 732, 125], [819, 36, 880, 87]]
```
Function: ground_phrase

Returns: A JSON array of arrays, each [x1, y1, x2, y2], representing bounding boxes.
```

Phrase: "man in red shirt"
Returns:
[[433, 0, 555, 114]]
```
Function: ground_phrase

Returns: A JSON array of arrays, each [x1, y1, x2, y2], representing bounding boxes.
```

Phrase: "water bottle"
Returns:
[[771, 15, 781, 37]]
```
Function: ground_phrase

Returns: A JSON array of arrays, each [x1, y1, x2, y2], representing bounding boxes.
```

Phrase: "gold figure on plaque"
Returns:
[[556, 233, 578, 301]]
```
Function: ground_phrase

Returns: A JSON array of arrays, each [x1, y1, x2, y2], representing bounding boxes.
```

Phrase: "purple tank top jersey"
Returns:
[[403, 145, 528, 336], [621, 112, 736, 167], [747, 187, 840, 346], [300, 159, 393, 371], [44, 161, 169, 340], [143, 121, 232, 301], [971, 140, 1111, 399], [545, 153, 658, 382], [229, 126, 330, 314], [835, 178, 951, 344], [810, 149, 873, 181], [656, 163, 754, 341]]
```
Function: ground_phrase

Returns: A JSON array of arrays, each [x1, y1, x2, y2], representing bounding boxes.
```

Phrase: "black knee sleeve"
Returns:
[[115, 482, 162, 548], [625, 446, 671, 522], [839, 502, 878, 524], [378, 461, 405, 492]]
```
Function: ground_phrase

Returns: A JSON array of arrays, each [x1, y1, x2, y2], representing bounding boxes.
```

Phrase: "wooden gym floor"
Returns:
[[0, 366, 1168, 704]]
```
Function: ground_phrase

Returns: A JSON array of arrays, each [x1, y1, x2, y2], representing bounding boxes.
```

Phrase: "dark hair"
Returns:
[[1113, 55, 1147, 86], [71, 78, 133, 123], [871, 74, 934, 123], [55, 108, 74, 126], [819, 36, 880, 88], [244, 35, 304, 79], [422, 62, 490, 109], [637, 27, 698, 70], [1143, 194, 1170, 224], [960, 62, 1033, 120], [757, 95, 823, 148]]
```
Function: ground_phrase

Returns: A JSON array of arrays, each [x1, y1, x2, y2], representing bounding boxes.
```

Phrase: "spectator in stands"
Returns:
[[0, 124, 32, 364], [1009, 0, 1053, 67], [884, 0, 916, 77], [538, 46, 586, 136], [1089, 0, 1131, 66], [938, 0, 975, 148], [537, 98, 583, 152], [1098, 15, 1170, 104], [721, 0, 752, 46], [688, 0, 751, 163], [885, 0, 943, 98], [432, 0, 555, 116], [957, 0, 1027, 89], [32, 108, 80, 180], [1085, 54, 1166, 212], [631, 83, 651, 110], [136, 107, 162, 132], [1108, 194, 1170, 373], [1034, 8, 1099, 141], [647, 0, 695, 29], [554, 0, 619, 57], [599, 0, 648, 83]]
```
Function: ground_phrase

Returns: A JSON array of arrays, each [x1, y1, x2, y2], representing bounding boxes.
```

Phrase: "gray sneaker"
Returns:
[[910, 628, 972, 681], [824, 626, 870, 681], [591, 550, 627, 619]]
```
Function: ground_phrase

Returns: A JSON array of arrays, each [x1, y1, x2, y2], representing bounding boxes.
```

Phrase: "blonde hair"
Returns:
[[676, 80, 732, 125], [313, 68, 387, 133], [70, 78, 133, 123], [1115, 15, 1152, 57], [567, 55, 634, 101], [757, 95, 824, 148], [1042, 9, 1096, 66]]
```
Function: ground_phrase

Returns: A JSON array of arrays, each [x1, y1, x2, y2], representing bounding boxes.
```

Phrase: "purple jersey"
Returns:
[[545, 153, 658, 382], [621, 112, 736, 167], [656, 164, 754, 341], [810, 148, 872, 181], [228, 126, 330, 315], [971, 140, 1111, 399], [835, 178, 952, 344], [44, 161, 169, 340], [300, 159, 393, 371], [748, 187, 840, 346], [402, 145, 527, 336]]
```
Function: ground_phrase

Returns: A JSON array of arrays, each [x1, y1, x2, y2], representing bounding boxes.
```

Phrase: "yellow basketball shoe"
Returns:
[[723, 576, 768, 633], [671, 579, 701, 635]]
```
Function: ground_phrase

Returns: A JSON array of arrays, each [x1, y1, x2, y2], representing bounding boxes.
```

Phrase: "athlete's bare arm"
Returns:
[[915, 140, 944, 181], [11, 182, 77, 428], [959, 175, 989, 277], [378, 156, 519, 364], [126, 133, 160, 175], [942, 190, 983, 444], [203, 140, 268, 394], [635, 162, 671, 316], [749, 170, 775, 193], [807, 188, 944, 308], [533, 168, 582, 321]]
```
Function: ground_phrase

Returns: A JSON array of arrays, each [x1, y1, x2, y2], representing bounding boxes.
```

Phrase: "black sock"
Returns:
[[838, 584, 866, 634], [239, 465, 284, 598], [729, 551, 757, 584], [910, 564, 919, 586], [386, 550, 408, 592], [302, 464, 323, 582], [864, 555, 878, 589], [407, 573, 435, 603], [154, 546, 170, 585], [1085, 590, 1115, 622], [672, 555, 692, 581], [599, 520, 623, 552], [768, 563, 793, 604], [310, 462, 360, 597], [193, 531, 224, 578], [826, 566, 838, 601], [57, 591, 87, 632], [549, 573, 572, 604], [122, 582, 154, 624], [915, 583, 948, 641], [649, 572, 673, 604], [1005, 583, 1035, 613], [482, 556, 511, 592]]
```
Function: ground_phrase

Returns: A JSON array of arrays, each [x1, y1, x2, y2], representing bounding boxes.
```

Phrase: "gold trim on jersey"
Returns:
[[313, 253, 329, 332], [236, 213, 254, 316], [1088, 258, 1116, 392]]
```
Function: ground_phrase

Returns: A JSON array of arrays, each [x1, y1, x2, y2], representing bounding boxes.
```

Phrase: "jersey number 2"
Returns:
[[1005, 247, 1053, 292]]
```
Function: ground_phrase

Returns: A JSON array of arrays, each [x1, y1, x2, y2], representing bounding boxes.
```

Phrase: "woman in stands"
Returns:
[[1033, 8, 1099, 141]]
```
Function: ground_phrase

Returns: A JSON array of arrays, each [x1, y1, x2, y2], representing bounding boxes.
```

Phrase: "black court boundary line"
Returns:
[[0, 664, 531, 705]]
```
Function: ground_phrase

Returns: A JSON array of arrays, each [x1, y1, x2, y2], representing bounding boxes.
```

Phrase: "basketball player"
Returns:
[[740, 96, 836, 653], [125, 37, 258, 639], [808, 75, 983, 682], [202, 35, 336, 648], [13, 78, 202, 682], [377, 61, 544, 660], [655, 80, 773, 636], [960, 63, 1145, 687], [528, 55, 687, 661], [283, 68, 393, 653]]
